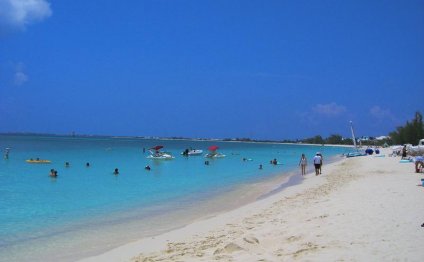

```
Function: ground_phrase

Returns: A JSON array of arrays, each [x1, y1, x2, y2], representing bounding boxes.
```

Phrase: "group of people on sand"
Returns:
[[298, 152, 323, 176], [415, 156, 424, 173], [398, 145, 423, 173]]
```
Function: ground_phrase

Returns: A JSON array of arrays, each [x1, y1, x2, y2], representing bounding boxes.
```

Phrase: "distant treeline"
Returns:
[[297, 135, 354, 145], [389, 111, 423, 145], [298, 111, 423, 146], [222, 135, 356, 145]]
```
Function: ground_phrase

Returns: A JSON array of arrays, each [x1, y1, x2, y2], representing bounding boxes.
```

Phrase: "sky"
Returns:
[[0, 0, 423, 140]]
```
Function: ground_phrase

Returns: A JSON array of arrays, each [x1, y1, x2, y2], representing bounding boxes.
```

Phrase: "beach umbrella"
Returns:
[[208, 145, 219, 151], [150, 145, 164, 150]]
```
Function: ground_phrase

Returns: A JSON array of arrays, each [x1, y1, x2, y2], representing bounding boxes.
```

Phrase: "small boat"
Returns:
[[345, 152, 366, 158], [205, 145, 226, 158], [181, 149, 203, 156], [26, 159, 51, 164], [205, 152, 226, 158], [345, 121, 366, 158], [147, 145, 174, 160]]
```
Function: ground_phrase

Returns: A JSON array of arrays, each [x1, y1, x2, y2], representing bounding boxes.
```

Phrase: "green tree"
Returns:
[[326, 134, 343, 144], [389, 111, 424, 144]]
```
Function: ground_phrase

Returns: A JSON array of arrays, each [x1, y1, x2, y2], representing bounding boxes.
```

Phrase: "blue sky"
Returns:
[[0, 0, 423, 140]]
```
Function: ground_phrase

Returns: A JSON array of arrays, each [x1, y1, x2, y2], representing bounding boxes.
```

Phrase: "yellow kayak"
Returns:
[[26, 159, 51, 164]]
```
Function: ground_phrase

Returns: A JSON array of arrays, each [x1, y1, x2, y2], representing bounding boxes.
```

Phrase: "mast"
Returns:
[[350, 121, 357, 148]]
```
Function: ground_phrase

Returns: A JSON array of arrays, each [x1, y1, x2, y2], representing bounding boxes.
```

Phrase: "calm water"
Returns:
[[0, 135, 347, 261]]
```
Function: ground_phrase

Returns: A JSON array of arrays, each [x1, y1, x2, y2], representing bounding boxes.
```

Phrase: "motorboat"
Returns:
[[204, 145, 225, 158], [205, 152, 226, 158], [181, 149, 203, 156], [147, 145, 174, 160]]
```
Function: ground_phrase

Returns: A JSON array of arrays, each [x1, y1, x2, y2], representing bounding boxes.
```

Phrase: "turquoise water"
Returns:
[[0, 135, 347, 261]]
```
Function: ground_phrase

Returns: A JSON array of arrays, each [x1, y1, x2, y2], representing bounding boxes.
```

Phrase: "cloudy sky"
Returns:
[[0, 0, 423, 140]]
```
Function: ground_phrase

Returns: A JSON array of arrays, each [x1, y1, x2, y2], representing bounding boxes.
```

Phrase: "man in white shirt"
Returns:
[[313, 153, 322, 176]]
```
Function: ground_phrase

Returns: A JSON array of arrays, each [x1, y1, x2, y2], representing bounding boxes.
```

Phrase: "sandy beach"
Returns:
[[81, 149, 424, 261]]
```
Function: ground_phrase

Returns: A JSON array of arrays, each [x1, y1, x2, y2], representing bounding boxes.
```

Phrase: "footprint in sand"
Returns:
[[287, 235, 302, 242], [243, 236, 260, 244], [214, 242, 244, 255], [224, 242, 244, 252]]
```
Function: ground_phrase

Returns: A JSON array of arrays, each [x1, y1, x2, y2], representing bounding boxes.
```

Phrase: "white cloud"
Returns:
[[369, 106, 394, 120], [0, 0, 52, 31], [14, 71, 27, 85], [297, 102, 347, 127], [312, 102, 346, 117], [10, 62, 28, 86]]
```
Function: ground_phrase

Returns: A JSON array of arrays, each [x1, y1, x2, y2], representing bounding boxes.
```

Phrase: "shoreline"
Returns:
[[81, 148, 424, 261], [0, 133, 354, 148], [79, 155, 344, 261]]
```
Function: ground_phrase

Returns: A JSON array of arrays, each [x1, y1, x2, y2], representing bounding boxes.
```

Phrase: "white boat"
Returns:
[[181, 149, 203, 156], [204, 145, 225, 158], [147, 146, 175, 160], [205, 152, 226, 158], [147, 152, 174, 160], [407, 139, 424, 156]]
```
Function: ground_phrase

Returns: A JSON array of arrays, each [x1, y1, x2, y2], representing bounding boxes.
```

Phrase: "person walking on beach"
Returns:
[[317, 152, 323, 174], [402, 145, 407, 159], [299, 153, 307, 176], [313, 153, 322, 176]]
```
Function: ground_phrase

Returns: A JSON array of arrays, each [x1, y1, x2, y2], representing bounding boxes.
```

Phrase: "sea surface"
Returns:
[[0, 135, 348, 261]]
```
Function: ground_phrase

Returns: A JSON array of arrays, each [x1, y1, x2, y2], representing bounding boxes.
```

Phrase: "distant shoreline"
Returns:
[[0, 132, 353, 148]]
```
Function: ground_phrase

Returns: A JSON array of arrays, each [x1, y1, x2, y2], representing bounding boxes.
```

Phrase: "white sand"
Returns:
[[80, 149, 424, 261]]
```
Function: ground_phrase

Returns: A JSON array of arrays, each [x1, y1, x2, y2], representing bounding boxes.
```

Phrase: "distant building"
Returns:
[[375, 136, 389, 140], [358, 136, 372, 142]]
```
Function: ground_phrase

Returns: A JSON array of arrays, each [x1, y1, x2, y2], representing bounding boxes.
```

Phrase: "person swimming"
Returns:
[[4, 148, 10, 159], [145, 165, 151, 171], [86, 162, 90, 167], [259, 164, 263, 170], [65, 162, 70, 167], [113, 168, 119, 175], [49, 169, 58, 177]]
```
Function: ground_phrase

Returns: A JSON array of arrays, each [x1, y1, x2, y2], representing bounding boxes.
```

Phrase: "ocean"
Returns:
[[0, 135, 347, 261]]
